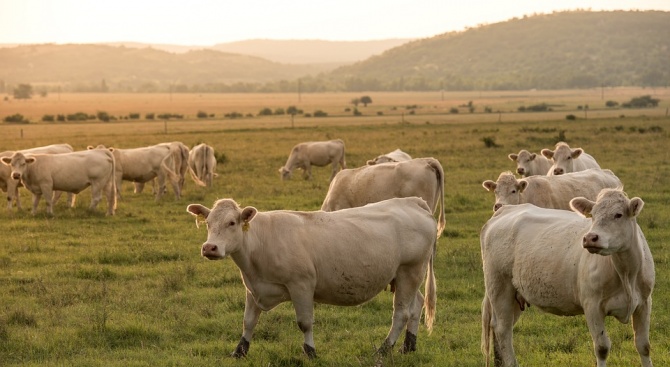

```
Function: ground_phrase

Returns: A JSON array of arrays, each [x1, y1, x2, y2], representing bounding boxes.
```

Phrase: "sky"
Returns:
[[1, 0, 669, 45]]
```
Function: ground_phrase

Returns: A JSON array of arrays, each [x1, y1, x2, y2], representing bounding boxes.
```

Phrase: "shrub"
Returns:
[[622, 95, 660, 108], [274, 108, 285, 115], [482, 136, 500, 148], [313, 110, 328, 117], [353, 108, 362, 116], [129, 113, 140, 119], [565, 114, 577, 120], [377, 111, 383, 116], [449, 107, 459, 114], [605, 100, 619, 108], [97, 111, 111, 122], [258, 107, 273, 116], [145, 113, 155, 120], [3, 113, 27, 123], [57, 114, 65, 122], [225, 112, 244, 119], [42, 114, 55, 122], [196, 111, 208, 119]]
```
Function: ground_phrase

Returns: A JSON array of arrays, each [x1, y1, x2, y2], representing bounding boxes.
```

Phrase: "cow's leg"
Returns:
[[9, 180, 20, 210], [31, 193, 42, 215], [303, 163, 312, 180], [232, 290, 262, 358], [115, 173, 123, 200], [399, 291, 424, 353], [487, 283, 519, 367], [584, 306, 610, 367], [42, 186, 55, 215], [379, 269, 422, 355], [89, 183, 103, 211], [133, 181, 144, 194], [632, 299, 653, 367], [155, 174, 166, 201], [66, 193, 76, 208]]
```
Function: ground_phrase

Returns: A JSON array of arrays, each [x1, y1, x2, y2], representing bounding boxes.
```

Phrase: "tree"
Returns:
[[350, 98, 360, 107], [360, 95, 372, 107], [13, 84, 33, 99]]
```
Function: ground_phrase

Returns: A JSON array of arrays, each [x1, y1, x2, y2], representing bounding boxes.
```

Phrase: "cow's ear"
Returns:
[[571, 148, 583, 159], [187, 204, 210, 228], [241, 206, 257, 223], [87, 145, 94, 150], [366, 159, 376, 165], [508, 153, 518, 161], [541, 149, 554, 159], [1, 157, 11, 165], [529, 153, 537, 161], [570, 197, 595, 217], [518, 180, 528, 193], [628, 197, 644, 217], [482, 180, 496, 192], [25, 157, 36, 164]]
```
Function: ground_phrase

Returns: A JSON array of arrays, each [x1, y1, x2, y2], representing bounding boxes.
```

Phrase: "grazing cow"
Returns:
[[188, 143, 217, 187], [1, 144, 74, 210], [1, 150, 116, 215], [541, 142, 600, 175], [321, 158, 446, 237], [507, 149, 552, 177], [88, 144, 180, 200], [480, 189, 655, 367], [279, 139, 346, 182], [186, 197, 437, 358], [367, 148, 412, 165], [134, 141, 195, 195], [482, 169, 621, 212]]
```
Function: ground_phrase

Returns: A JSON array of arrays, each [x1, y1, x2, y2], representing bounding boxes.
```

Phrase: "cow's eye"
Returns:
[[228, 221, 236, 226], [511, 190, 516, 194], [614, 213, 623, 219], [567, 156, 572, 160]]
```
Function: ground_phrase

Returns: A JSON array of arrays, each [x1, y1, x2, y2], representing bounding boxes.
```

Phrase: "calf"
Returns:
[[480, 189, 654, 367], [187, 197, 437, 358]]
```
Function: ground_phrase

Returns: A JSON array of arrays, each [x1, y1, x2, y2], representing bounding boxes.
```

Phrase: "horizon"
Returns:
[[1, 1, 669, 46]]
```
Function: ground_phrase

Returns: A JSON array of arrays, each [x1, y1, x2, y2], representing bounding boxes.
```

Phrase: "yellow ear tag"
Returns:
[[195, 214, 207, 228], [242, 220, 250, 232], [584, 213, 592, 218]]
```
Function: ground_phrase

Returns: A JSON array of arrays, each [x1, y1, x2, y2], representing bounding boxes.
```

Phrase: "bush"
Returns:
[[145, 113, 155, 120], [3, 113, 27, 123], [353, 108, 362, 116], [57, 114, 65, 122], [377, 111, 383, 116], [482, 136, 500, 148], [97, 111, 111, 122], [258, 107, 273, 116], [449, 107, 459, 114], [274, 108, 285, 115], [67, 112, 90, 121], [565, 114, 577, 120], [196, 111, 208, 119], [605, 100, 619, 108], [42, 114, 55, 122], [313, 110, 328, 117], [224, 112, 244, 119], [622, 95, 660, 108], [129, 113, 140, 119]]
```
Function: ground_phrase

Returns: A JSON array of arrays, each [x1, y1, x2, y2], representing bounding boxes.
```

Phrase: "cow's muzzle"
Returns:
[[11, 172, 21, 180], [201, 243, 223, 260], [583, 233, 602, 254]]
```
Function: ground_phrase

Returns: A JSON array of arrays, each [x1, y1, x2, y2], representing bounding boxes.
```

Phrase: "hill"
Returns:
[[328, 10, 670, 90]]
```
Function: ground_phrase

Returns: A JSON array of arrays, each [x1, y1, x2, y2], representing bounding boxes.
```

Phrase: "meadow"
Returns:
[[0, 90, 669, 366]]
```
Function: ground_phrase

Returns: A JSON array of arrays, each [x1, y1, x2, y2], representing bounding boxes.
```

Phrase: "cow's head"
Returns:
[[1, 152, 35, 181], [570, 188, 642, 256], [542, 142, 582, 176], [187, 199, 258, 260], [482, 172, 528, 211], [509, 150, 536, 176], [87, 144, 114, 152], [279, 167, 291, 180], [367, 155, 396, 165]]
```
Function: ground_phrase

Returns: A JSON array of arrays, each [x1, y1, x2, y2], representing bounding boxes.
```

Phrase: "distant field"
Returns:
[[0, 91, 669, 366]]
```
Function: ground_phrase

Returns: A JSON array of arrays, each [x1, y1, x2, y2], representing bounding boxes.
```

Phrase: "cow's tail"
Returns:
[[187, 162, 207, 187], [161, 153, 182, 197], [427, 158, 446, 238], [482, 295, 492, 367], [106, 149, 117, 214], [424, 237, 437, 333]]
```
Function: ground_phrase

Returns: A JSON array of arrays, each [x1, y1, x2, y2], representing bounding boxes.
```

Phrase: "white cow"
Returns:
[[480, 189, 655, 367], [1, 144, 74, 210], [322, 158, 446, 237], [541, 141, 601, 175], [367, 148, 412, 165], [134, 141, 195, 195], [88, 144, 180, 201], [279, 139, 346, 182], [188, 143, 217, 187], [186, 197, 437, 358], [1, 150, 116, 215], [482, 169, 621, 212], [507, 149, 552, 177]]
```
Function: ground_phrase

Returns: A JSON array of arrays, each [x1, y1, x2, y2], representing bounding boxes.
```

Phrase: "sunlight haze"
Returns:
[[1, 0, 669, 45]]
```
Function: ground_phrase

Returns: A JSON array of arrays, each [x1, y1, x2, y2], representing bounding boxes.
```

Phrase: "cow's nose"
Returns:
[[202, 243, 217, 253], [11, 173, 20, 180], [517, 168, 525, 175], [583, 233, 599, 245], [553, 168, 564, 175], [493, 203, 503, 212]]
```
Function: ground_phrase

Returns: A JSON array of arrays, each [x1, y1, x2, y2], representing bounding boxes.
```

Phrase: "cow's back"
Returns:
[[522, 169, 621, 210], [574, 152, 600, 171]]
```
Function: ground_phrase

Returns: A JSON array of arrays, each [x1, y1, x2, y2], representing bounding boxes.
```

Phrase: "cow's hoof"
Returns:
[[399, 332, 417, 353], [376, 340, 394, 356], [302, 343, 316, 359], [230, 337, 249, 358]]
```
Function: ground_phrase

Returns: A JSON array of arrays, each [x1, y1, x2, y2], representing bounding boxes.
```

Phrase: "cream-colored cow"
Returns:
[[482, 169, 621, 212], [507, 149, 552, 177], [367, 148, 412, 165], [188, 143, 217, 187], [279, 139, 346, 182], [541, 142, 600, 175], [2, 150, 116, 215], [187, 197, 437, 358], [481, 189, 654, 367]]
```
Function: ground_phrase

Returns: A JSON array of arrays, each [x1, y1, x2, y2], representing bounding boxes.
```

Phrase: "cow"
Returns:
[[1, 150, 116, 215], [541, 142, 601, 175], [480, 188, 655, 367], [1, 144, 74, 210], [321, 158, 446, 237], [279, 139, 346, 182], [134, 141, 195, 195], [367, 148, 412, 165], [186, 197, 437, 358], [482, 169, 621, 212], [507, 149, 552, 177], [88, 144, 180, 201], [188, 143, 217, 187]]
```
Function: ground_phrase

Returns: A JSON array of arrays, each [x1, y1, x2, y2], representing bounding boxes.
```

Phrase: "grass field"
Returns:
[[0, 91, 669, 366]]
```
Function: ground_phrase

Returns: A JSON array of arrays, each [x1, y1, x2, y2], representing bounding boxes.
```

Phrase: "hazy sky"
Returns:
[[1, 0, 669, 45]]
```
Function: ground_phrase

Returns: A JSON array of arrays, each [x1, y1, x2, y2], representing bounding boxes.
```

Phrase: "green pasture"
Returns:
[[1, 115, 669, 366]]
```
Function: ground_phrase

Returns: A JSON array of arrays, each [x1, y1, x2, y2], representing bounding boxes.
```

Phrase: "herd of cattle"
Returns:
[[1, 138, 655, 366]]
